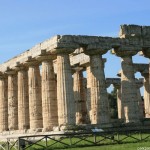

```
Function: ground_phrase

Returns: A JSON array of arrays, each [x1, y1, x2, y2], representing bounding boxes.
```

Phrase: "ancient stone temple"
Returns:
[[0, 24, 150, 133]]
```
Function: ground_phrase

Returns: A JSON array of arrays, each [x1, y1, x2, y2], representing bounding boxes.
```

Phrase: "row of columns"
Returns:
[[0, 48, 111, 132], [0, 45, 149, 132]]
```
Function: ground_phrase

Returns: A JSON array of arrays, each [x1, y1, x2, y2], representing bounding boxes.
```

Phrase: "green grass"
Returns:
[[3, 133, 150, 150], [68, 141, 150, 150], [21, 133, 150, 150]]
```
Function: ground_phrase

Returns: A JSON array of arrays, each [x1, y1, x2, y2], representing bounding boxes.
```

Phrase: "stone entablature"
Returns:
[[1, 24, 150, 73]]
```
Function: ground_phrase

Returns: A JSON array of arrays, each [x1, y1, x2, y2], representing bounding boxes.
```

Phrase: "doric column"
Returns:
[[6, 70, 18, 130], [73, 67, 87, 124], [37, 55, 58, 131], [55, 49, 75, 126], [0, 73, 8, 131], [26, 60, 43, 129], [86, 64, 92, 122], [113, 84, 123, 119], [142, 73, 150, 118], [113, 45, 141, 123], [16, 66, 29, 130], [142, 47, 150, 117], [85, 46, 111, 125]]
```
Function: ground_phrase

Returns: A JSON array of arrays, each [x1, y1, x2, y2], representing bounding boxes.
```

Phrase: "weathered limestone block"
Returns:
[[90, 55, 110, 124], [17, 67, 29, 130], [0, 74, 8, 131], [39, 55, 58, 131], [119, 24, 142, 38], [27, 62, 43, 129], [7, 70, 18, 130], [113, 45, 142, 123], [84, 45, 111, 124], [142, 73, 150, 118], [86, 65, 92, 122], [73, 67, 87, 124], [121, 57, 140, 123], [55, 49, 75, 126]]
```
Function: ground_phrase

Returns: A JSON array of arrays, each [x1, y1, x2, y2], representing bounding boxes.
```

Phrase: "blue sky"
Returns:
[[0, 0, 150, 92]]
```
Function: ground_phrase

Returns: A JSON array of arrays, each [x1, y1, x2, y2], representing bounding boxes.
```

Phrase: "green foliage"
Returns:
[[108, 87, 118, 119]]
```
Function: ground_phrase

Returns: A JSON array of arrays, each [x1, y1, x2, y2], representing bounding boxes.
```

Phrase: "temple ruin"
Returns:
[[0, 24, 150, 134]]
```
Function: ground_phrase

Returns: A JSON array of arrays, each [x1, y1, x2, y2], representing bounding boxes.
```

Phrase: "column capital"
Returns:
[[72, 66, 83, 72], [5, 68, 17, 75], [0, 72, 7, 79], [14, 62, 28, 71], [84, 43, 111, 55], [112, 45, 141, 57], [24, 56, 40, 66]]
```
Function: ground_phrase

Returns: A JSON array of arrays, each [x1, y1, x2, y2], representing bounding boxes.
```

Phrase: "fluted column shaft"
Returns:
[[28, 63, 43, 129], [121, 56, 140, 122], [8, 72, 18, 130], [73, 68, 87, 124], [142, 73, 150, 118], [18, 68, 29, 130], [86, 65, 92, 122], [0, 75, 8, 131], [42, 59, 58, 130], [57, 53, 75, 126], [90, 54, 110, 124], [142, 47, 150, 117]]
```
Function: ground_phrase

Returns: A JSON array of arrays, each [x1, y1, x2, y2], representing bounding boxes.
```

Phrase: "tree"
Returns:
[[108, 87, 118, 119]]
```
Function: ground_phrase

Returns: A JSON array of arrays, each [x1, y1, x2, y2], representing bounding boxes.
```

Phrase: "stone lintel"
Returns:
[[107, 77, 143, 87], [106, 78, 120, 88], [118, 64, 149, 76], [36, 54, 56, 62], [50, 48, 75, 55], [112, 45, 142, 57], [70, 53, 89, 67]]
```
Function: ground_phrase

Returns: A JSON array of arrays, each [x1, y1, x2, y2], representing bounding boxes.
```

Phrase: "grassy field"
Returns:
[[68, 141, 150, 150], [26, 141, 150, 150], [3, 133, 150, 149], [23, 133, 150, 150]]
